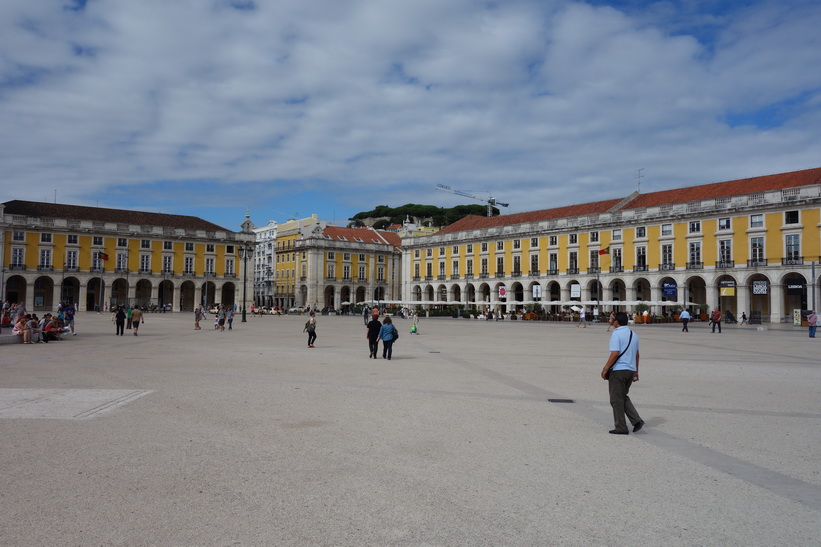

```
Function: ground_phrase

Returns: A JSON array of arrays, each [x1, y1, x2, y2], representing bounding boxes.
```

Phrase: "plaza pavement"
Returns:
[[0, 311, 819, 546]]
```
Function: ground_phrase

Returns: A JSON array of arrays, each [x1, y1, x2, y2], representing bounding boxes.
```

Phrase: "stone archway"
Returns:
[[5, 275, 26, 304], [780, 273, 807, 318], [110, 278, 128, 308], [158, 280, 174, 310], [135, 279, 152, 308], [33, 276, 55, 311], [221, 282, 236, 307], [61, 277, 80, 308], [180, 280, 196, 311]]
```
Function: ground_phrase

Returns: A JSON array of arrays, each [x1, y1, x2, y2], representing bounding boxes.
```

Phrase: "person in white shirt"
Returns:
[[679, 309, 691, 332]]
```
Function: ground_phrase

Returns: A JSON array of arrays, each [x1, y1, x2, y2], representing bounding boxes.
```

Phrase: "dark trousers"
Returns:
[[368, 338, 379, 356], [608, 370, 641, 433], [681, 319, 689, 332], [712, 321, 721, 333], [307, 330, 316, 346], [126, 318, 132, 329], [382, 339, 394, 359], [116, 321, 125, 335]]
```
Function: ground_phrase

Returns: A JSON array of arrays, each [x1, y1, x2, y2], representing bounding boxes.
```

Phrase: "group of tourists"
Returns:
[[192, 304, 234, 331], [112, 305, 143, 336], [365, 308, 400, 360], [12, 312, 72, 343]]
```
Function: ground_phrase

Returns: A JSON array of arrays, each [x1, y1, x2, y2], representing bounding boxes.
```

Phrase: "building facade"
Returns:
[[273, 215, 324, 310], [295, 226, 402, 310], [0, 201, 251, 312], [253, 220, 277, 308], [400, 167, 821, 323]]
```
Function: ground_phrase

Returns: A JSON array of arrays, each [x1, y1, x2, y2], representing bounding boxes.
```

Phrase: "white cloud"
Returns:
[[0, 0, 820, 221]]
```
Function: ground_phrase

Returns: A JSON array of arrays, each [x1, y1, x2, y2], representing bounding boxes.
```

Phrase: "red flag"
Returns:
[[598, 247, 609, 256], [101, 253, 109, 261]]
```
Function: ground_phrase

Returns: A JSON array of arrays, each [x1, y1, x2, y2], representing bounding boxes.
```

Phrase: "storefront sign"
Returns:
[[532, 285, 542, 299], [570, 283, 581, 298], [662, 281, 677, 298], [786, 282, 804, 295], [752, 280, 769, 295], [719, 280, 736, 297], [498, 286, 507, 299]]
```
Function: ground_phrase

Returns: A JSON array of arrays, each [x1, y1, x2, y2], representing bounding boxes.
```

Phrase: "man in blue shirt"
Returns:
[[601, 312, 644, 435]]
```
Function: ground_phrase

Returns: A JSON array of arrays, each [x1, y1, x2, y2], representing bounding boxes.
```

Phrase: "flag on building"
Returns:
[[598, 247, 610, 256], [101, 253, 109, 261]]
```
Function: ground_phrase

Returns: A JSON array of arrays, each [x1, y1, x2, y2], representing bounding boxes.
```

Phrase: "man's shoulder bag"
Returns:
[[604, 331, 633, 380]]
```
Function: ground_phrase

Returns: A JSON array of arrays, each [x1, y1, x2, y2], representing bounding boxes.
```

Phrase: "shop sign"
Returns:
[[662, 281, 677, 298], [752, 280, 769, 295]]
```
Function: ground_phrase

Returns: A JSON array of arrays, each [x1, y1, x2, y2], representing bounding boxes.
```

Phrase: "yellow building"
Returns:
[[1, 200, 252, 312], [401, 167, 821, 323], [273, 214, 323, 310]]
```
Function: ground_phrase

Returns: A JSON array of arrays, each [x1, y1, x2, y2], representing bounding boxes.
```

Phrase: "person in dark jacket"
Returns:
[[366, 316, 382, 358]]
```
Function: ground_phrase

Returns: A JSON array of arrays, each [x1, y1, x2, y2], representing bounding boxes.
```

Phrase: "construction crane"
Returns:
[[435, 184, 509, 217]]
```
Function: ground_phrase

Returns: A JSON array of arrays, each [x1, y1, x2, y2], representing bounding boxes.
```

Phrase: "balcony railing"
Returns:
[[451, 274, 460, 280], [547, 268, 558, 275], [425, 276, 433, 281], [37, 265, 53, 271], [161, 269, 174, 275], [659, 263, 676, 271], [567, 267, 579, 275], [480, 273, 489, 278], [182, 271, 195, 276], [139, 268, 152, 274], [464, 274, 474, 279], [609, 265, 624, 273], [587, 267, 600, 274], [495, 271, 505, 278], [116, 268, 130, 274], [511, 271, 521, 277], [413, 276, 420, 281], [716, 260, 735, 269], [10, 264, 27, 270], [747, 259, 768, 267], [782, 256, 804, 266], [686, 261, 703, 270], [633, 265, 648, 272], [529, 270, 540, 277], [438, 275, 446, 280]]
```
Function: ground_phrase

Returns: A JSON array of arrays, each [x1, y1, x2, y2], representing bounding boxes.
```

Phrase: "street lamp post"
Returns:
[[239, 244, 254, 322]]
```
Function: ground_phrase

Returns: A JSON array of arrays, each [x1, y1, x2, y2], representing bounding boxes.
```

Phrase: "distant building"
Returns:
[[0, 200, 252, 312], [401, 167, 821, 323], [295, 226, 401, 310], [252, 220, 277, 308], [273, 215, 324, 310]]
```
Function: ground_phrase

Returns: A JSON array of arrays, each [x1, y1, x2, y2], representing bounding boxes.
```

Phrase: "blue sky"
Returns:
[[1, 0, 820, 232]]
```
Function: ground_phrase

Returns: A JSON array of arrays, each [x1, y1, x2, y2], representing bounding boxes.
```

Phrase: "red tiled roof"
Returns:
[[623, 167, 821, 209], [2, 200, 229, 231], [434, 167, 821, 236], [437, 198, 624, 235], [322, 225, 400, 247]]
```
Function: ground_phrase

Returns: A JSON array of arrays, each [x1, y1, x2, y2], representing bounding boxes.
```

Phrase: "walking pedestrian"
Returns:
[[740, 312, 748, 325], [711, 308, 722, 333], [114, 306, 126, 336], [606, 311, 616, 332], [64, 304, 76, 335], [227, 308, 234, 330], [366, 314, 382, 358], [130, 307, 143, 336], [304, 311, 317, 347], [807, 310, 817, 338], [577, 307, 587, 328], [601, 312, 643, 435], [679, 309, 691, 333], [378, 316, 398, 360], [194, 305, 203, 330], [126, 305, 134, 330]]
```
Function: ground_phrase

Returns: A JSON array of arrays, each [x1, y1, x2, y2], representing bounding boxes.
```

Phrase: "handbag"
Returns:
[[393, 325, 399, 341], [604, 331, 633, 380]]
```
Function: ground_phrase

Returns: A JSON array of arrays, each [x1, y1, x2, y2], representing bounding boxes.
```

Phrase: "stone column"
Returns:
[[770, 283, 784, 323]]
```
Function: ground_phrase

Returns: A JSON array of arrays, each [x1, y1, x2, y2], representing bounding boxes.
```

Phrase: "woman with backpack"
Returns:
[[377, 316, 398, 360]]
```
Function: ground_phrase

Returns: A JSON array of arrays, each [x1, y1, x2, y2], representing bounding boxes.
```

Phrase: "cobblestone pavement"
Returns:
[[1, 312, 819, 545]]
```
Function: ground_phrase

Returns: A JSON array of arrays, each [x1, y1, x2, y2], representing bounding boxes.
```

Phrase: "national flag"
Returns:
[[101, 253, 109, 261], [598, 247, 610, 256]]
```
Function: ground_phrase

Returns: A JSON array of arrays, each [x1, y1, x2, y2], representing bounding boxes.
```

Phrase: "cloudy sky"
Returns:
[[1, 0, 820, 231]]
